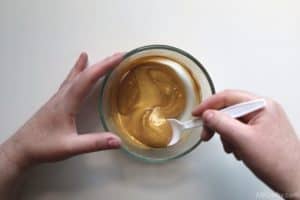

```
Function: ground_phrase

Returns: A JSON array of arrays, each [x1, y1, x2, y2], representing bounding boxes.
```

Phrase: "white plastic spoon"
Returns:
[[168, 98, 266, 146]]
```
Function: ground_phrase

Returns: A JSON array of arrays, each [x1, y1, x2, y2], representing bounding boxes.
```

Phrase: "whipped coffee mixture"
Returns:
[[109, 56, 199, 148]]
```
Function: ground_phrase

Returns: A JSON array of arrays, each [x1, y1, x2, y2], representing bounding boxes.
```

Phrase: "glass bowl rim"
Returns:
[[99, 44, 216, 163]]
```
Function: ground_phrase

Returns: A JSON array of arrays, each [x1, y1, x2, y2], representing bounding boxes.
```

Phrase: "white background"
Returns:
[[1, 0, 300, 199]]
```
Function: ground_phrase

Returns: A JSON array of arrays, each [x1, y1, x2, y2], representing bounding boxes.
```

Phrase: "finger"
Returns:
[[66, 132, 121, 156], [221, 138, 242, 160], [233, 153, 242, 161], [81, 52, 124, 85], [201, 126, 214, 141], [192, 90, 258, 116], [202, 109, 250, 145], [221, 138, 234, 153], [67, 52, 88, 80], [66, 52, 124, 110], [61, 53, 88, 88]]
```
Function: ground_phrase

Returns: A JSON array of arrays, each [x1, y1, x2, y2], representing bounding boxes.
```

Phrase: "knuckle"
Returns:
[[58, 82, 71, 96], [234, 154, 241, 161], [81, 69, 95, 85], [209, 111, 221, 128], [219, 90, 234, 106], [59, 80, 68, 90], [224, 148, 231, 154], [220, 89, 239, 100], [66, 84, 76, 97], [62, 141, 75, 155], [223, 146, 232, 154], [221, 89, 235, 95], [273, 99, 282, 109], [92, 140, 102, 150], [65, 82, 80, 99], [266, 98, 283, 110]]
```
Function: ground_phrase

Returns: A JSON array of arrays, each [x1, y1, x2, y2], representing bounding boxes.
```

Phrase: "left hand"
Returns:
[[0, 52, 124, 170]]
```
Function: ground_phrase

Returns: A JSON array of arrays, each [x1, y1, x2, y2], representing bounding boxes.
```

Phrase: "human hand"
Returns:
[[1, 52, 124, 171], [193, 90, 300, 196]]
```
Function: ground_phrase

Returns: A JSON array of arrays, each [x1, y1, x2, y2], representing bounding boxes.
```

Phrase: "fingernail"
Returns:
[[191, 110, 198, 116], [107, 138, 121, 148], [192, 106, 201, 116]]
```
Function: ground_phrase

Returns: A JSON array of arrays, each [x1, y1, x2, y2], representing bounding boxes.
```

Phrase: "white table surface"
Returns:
[[1, 0, 300, 199]]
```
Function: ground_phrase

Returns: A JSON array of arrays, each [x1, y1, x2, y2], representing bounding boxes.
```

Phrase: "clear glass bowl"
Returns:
[[99, 44, 215, 163]]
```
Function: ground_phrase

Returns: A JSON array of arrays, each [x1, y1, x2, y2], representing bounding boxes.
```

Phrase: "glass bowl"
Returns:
[[99, 44, 215, 163]]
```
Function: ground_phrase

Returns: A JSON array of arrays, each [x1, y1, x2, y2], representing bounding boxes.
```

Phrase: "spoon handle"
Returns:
[[183, 118, 203, 129], [184, 98, 266, 129], [221, 98, 266, 118]]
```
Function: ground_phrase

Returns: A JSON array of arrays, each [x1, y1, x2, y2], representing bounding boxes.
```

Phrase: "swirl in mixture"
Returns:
[[111, 57, 187, 148]]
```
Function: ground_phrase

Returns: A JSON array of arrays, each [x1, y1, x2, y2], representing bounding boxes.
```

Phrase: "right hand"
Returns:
[[193, 90, 300, 196]]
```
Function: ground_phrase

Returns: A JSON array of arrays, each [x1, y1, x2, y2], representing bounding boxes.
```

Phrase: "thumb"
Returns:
[[202, 110, 250, 145], [67, 132, 121, 156]]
